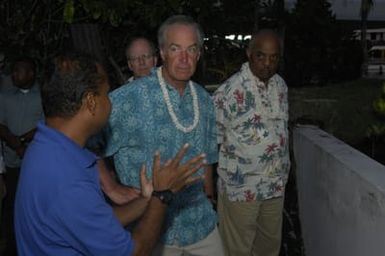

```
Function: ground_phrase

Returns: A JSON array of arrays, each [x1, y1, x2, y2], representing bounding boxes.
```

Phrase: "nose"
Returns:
[[138, 56, 145, 65], [263, 57, 272, 67], [179, 50, 188, 63]]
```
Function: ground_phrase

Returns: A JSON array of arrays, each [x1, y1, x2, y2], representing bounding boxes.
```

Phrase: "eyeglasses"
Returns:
[[128, 54, 154, 62]]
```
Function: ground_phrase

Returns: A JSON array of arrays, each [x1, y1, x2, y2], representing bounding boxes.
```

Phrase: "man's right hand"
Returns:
[[152, 144, 206, 193]]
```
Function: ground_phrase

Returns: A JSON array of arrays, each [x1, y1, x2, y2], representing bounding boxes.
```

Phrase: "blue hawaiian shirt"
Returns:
[[104, 68, 218, 246]]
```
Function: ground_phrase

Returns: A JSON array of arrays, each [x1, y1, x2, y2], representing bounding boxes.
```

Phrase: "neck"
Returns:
[[46, 117, 89, 147], [161, 68, 187, 95]]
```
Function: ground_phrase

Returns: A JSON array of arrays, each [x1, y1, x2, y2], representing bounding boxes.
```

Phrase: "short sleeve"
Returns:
[[103, 88, 136, 157], [51, 182, 133, 256], [212, 86, 226, 145], [205, 96, 218, 164]]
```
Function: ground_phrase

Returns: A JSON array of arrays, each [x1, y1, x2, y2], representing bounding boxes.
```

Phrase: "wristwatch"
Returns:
[[19, 136, 27, 144], [152, 189, 175, 205]]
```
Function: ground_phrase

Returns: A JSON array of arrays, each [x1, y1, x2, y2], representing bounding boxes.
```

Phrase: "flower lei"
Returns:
[[157, 67, 199, 133]]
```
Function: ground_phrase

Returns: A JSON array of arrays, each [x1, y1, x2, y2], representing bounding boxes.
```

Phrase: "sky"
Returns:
[[285, 0, 385, 20]]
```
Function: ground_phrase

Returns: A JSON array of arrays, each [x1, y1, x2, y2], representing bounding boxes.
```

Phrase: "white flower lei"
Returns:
[[157, 67, 199, 133]]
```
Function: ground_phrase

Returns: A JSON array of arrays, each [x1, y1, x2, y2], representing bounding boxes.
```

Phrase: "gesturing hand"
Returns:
[[152, 144, 206, 193], [139, 165, 153, 199]]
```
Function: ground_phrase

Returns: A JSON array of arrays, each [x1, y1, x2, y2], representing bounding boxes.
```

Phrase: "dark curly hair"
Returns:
[[41, 52, 105, 118]]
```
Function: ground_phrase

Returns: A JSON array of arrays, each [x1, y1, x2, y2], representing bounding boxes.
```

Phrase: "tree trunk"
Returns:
[[253, 0, 260, 33], [361, 17, 368, 77]]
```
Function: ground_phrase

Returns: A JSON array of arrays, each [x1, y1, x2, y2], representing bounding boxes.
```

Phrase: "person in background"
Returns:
[[103, 15, 224, 255], [0, 56, 43, 255], [213, 29, 290, 256], [125, 37, 158, 82], [0, 52, 13, 93], [15, 52, 206, 256]]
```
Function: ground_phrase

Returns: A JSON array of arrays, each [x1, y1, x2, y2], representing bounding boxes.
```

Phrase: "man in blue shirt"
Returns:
[[103, 15, 224, 255], [15, 53, 205, 256]]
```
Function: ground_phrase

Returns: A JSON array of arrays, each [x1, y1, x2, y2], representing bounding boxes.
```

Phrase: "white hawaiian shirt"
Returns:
[[213, 62, 290, 202]]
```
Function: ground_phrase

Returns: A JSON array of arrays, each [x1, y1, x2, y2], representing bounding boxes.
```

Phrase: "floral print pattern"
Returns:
[[213, 62, 290, 202], [104, 69, 218, 246]]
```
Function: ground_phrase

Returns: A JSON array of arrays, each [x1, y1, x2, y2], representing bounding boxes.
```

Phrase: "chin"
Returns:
[[176, 71, 193, 80], [176, 76, 192, 82]]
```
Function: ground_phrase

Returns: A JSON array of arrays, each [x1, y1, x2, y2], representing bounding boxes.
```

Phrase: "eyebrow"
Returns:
[[255, 50, 279, 56], [168, 43, 199, 48]]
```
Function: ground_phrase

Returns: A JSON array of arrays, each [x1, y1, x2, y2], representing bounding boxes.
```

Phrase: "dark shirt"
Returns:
[[0, 84, 43, 167]]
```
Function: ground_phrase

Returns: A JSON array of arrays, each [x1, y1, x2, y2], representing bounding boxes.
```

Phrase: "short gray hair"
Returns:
[[158, 15, 204, 50]]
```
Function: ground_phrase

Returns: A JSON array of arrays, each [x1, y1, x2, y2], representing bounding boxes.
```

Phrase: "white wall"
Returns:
[[293, 126, 385, 256]]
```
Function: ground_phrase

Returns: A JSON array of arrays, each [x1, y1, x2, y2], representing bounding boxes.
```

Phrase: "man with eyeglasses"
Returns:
[[103, 15, 224, 255], [213, 29, 290, 256], [125, 37, 157, 82]]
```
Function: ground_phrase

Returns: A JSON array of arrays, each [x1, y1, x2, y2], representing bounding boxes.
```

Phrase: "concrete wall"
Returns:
[[293, 126, 385, 256]]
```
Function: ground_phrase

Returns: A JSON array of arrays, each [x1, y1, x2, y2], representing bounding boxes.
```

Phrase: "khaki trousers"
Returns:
[[152, 226, 224, 256], [218, 193, 284, 256]]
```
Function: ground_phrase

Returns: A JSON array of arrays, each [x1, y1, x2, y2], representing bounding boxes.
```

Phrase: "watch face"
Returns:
[[153, 190, 174, 205]]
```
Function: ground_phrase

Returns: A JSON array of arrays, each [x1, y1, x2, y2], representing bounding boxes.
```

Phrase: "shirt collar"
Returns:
[[15, 82, 40, 94], [35, 121, 97, 168]]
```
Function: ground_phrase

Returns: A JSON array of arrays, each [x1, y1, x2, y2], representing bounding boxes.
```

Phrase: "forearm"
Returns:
[[112, 196, 149, 226], [20, 128, 37, 143], [98, 159, 118, 193], [132, 197, 167, 256], [98, 159, 140, 204], [0, 124, 22, 150]]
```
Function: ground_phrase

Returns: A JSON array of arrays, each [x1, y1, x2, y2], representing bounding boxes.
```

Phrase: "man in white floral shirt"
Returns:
[[213, 29, 290, 256]]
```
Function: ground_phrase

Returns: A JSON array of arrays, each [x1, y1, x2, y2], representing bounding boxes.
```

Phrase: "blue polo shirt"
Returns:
[[15, 122, 134, 256]]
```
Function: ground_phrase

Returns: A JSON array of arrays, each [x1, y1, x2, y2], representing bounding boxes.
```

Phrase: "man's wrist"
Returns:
[[19, 135, 27, 144], [151, 189, 174, 205]]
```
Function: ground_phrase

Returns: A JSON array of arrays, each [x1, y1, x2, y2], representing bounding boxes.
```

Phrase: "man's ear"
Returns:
[[160, 49, 166, 62], [127, 60, 133, 71], [84, 92, 96, 115], [154, 56, 158, 65], [246, 48, 251, 59]]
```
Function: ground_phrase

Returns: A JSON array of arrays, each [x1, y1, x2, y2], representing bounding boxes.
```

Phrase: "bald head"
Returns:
[[247, 30, 281, 83]]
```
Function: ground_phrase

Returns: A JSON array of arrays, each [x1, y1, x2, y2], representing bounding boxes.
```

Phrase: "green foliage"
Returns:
[[289, 79, 384, 145], [367, 82, 385, 140], [284, 0, 362, 87], [63, 0, 75, 23], [0, 0, 71, 76]]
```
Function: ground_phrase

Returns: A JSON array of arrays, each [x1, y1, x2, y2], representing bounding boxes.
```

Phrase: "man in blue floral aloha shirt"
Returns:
[[213, 29, 290, 256], [104, 15, 224, 256]]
